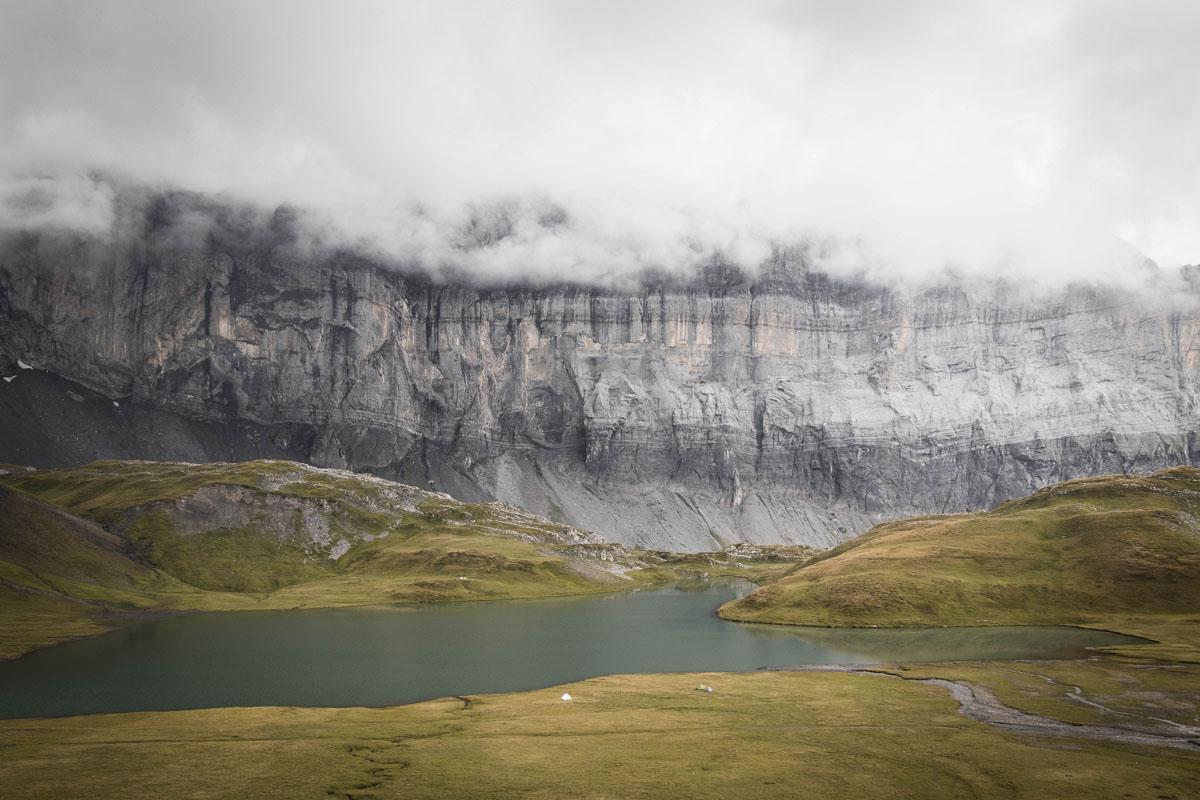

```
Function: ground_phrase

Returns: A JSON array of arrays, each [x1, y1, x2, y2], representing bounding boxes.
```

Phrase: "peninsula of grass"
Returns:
[[720, 467, 1200, 630]]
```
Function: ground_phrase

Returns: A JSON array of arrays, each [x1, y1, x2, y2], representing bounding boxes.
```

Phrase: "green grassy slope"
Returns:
[[0, 460, 653, 657], [2, 459, 638, 591], [0, 459, 806, 658], [0, 486, 196, 657], [721, 467, 1200, 627]]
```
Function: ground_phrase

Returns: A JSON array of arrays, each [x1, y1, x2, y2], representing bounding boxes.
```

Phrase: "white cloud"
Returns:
[[1, 0, 1197, 287], [0, 172, 114, 234]]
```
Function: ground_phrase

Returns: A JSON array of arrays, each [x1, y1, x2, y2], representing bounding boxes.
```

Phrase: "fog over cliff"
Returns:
[[4, 188, 1200, 550], [2, 0, 1199, 287]]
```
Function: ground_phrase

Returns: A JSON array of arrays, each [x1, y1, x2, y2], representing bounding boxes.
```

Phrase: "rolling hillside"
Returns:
[[0, 459, 805, 659], [0, 460, 640, 658], [721, 467, 1200, 628]]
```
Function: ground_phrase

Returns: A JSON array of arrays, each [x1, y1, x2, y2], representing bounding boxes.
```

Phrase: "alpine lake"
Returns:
[[0, 581, 1140, 718]]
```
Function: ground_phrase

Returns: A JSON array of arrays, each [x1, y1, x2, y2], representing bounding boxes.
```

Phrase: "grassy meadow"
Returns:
[[0, 663, 1196, 800]]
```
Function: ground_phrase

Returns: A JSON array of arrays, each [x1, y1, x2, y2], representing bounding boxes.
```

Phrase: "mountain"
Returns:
[[720, 467, 1200, 627], [3, 187, 1200, 550]]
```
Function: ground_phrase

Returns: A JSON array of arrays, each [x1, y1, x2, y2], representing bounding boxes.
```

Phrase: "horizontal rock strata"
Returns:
[[3, 192, 1198, 549]]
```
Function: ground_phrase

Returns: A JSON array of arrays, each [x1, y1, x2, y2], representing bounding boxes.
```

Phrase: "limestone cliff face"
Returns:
[[2, 195, 1198, 550]]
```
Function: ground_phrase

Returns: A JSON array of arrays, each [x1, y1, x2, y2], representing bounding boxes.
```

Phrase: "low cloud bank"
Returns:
[[1, 1, 1198, 290]]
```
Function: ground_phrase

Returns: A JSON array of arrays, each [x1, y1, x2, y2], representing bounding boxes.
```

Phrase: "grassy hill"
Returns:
[[4, 459, 639, 593], [720, 467, 1200, 628], [0, 459, 697, 658], [0, 459, 805, 659], [0, 486, 195, 657]]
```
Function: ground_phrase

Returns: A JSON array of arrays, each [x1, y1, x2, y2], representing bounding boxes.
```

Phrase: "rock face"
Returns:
[[2, 192, 1199, 550]]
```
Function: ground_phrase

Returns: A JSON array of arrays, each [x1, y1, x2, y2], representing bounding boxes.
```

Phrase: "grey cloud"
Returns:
[[0, 173, 114, 234], [0, 0, 1197, 288]]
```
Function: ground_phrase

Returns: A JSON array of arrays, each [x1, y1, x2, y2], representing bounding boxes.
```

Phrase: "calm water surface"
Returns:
[[0, 582, 1142, 718]]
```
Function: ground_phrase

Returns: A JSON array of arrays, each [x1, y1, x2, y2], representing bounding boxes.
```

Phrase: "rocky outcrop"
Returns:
[[3, 458, 625, 565], [2, 191, 1198, 550]]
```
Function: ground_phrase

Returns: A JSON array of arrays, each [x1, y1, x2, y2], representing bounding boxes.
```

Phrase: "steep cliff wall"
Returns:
[[2, 194, 1198, 550]]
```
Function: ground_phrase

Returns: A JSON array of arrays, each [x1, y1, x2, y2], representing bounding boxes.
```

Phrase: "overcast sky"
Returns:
[[1, 0, 1198, 286]]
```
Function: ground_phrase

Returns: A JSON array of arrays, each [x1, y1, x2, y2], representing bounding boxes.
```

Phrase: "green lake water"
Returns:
[[0, 581, 1142, 718]]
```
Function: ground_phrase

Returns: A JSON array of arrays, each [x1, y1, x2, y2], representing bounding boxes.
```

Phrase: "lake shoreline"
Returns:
[[0, 583, 1145, 720]]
